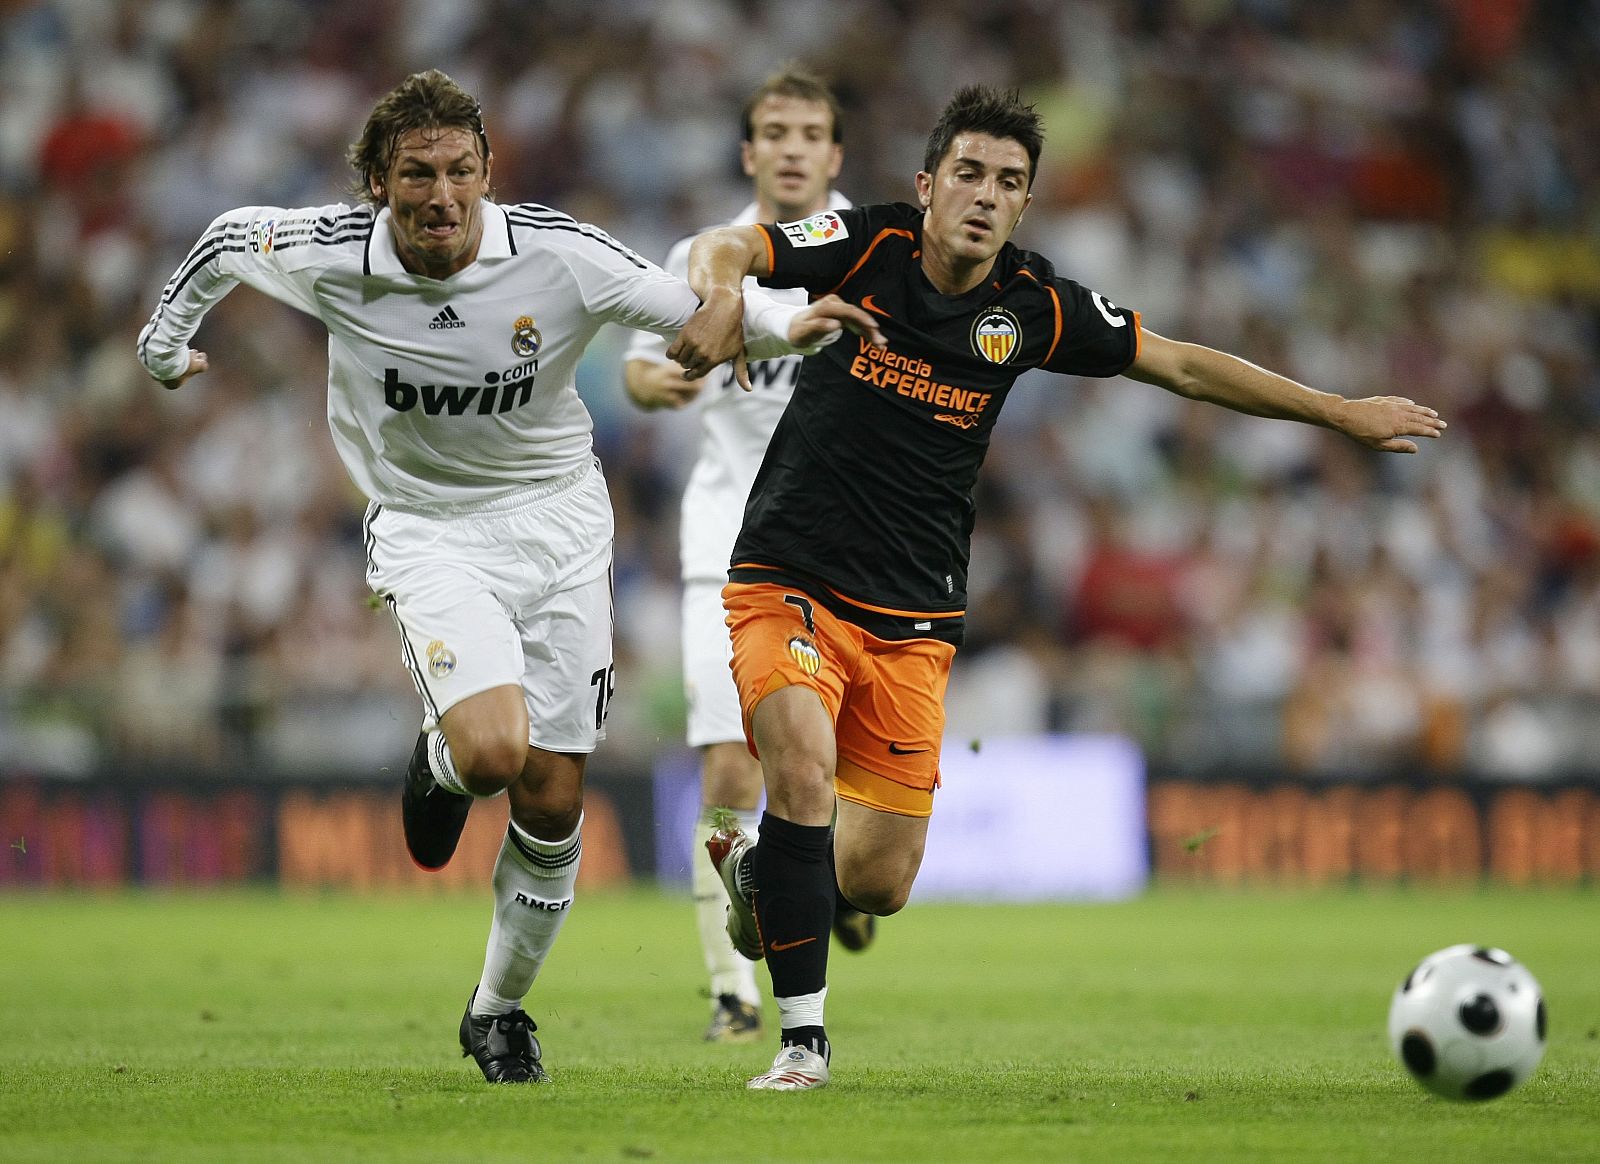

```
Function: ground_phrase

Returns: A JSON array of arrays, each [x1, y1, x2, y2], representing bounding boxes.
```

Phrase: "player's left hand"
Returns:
[[669, 288, 747, 387], [788, 294, 887, 355], [1338, 396, 1447, 453], [158, 350, 209, 391]]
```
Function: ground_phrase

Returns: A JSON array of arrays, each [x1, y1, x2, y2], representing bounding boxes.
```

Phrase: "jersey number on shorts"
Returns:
[[784, 594, 817, 634], [590, 664, 617, 730]]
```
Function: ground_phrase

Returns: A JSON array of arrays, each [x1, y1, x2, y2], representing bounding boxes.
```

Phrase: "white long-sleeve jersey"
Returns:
[[623, 193, 849, 582], [138, 199, 813, 508]]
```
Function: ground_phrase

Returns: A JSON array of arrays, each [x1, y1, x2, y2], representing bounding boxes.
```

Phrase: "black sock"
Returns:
[[752, 811, 833, 1000], [781, 1025, 831, 1063]]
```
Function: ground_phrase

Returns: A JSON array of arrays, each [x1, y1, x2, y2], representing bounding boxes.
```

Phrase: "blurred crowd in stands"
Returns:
[[2, 0, 1598, 782]]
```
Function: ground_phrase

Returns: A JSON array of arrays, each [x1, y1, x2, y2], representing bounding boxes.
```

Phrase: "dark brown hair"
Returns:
[[923, 85, 1043, 187], [741, 63, 842, 143], [348, 70, 490, 204]]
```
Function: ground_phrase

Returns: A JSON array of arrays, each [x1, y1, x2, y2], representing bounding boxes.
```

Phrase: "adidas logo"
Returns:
[[428, 305, 465, 330]]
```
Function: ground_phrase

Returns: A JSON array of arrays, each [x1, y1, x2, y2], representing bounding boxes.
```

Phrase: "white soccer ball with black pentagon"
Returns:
[[1387, 944, 1546, 1101]]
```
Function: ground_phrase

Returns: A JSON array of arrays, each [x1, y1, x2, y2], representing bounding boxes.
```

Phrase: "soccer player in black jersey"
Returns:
[[668, 85, 1446, 1090]]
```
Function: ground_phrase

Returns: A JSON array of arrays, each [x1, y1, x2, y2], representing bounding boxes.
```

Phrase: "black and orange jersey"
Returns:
[[729, 201, 1142, 644]]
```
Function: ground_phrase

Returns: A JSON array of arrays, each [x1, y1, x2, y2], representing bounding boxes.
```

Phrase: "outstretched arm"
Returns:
[[1126, 330, 1446, 453], [138, 204, 330, 389]]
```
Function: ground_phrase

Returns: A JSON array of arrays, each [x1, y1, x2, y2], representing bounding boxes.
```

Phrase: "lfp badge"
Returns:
[[971, 308, 1020, 364], [780, 211, 849, 248]]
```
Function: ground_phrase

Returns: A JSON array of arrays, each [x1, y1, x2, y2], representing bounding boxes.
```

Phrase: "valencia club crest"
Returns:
[[970, 308, 1021, 364]]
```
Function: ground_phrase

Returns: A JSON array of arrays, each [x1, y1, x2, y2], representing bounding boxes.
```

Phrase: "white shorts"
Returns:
[[682, 576, 744, 748], [364, 461, 616, 753]]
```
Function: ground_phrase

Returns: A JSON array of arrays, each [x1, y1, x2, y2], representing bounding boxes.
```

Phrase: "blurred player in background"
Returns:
[[622, 65, 875, 1047], [671, 84, 1447, 1090], [136, 69, 881, 1085]]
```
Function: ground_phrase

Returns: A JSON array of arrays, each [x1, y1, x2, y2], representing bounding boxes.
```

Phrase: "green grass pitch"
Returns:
[[1, 885, 1597, 1162]]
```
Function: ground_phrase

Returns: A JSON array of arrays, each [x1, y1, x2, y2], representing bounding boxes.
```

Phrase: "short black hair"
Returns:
[[741, 63, 842, 144], [348, 70, 491, 204], [922, 85, 1043, 187]]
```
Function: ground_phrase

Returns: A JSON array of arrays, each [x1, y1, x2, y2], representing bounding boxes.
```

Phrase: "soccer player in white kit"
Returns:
[[623, 67, 874, 1046], [135, 69, 882, 1084]]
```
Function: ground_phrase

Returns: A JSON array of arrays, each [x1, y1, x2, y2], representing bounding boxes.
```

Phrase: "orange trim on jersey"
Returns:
[[1130, 309, 1143, 364], [822, 583, 964, 622], [1043, 283, 1064, 365], [753, 223, 777, 275], [729, 563, 966, 623], [827, 228, 915, 296]]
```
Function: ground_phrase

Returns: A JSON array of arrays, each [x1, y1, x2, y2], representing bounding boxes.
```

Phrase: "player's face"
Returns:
[[916, 133, 1032, 270], [375, 126, 492, 278], [741, 96, 842, 221]]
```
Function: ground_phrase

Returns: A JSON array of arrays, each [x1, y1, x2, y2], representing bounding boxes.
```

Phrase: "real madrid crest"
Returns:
[[511, 315, 542, 359], [970, 307, 1021, 365], [426, 639, 457, 679]]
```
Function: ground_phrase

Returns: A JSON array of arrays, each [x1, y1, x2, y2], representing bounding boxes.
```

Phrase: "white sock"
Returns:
[[694, 806, 762, 1005], [426, 728, 507, 799], [470, 815, 582, 1017], [425, 729, 470, 795], [775, 986, 827, 1031]]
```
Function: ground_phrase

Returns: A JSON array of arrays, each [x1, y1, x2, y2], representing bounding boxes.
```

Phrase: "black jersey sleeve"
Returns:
[[1041, 278, 1142, 378], [755, 204, 892, 294]]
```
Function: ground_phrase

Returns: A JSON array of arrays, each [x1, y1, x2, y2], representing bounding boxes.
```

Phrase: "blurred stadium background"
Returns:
[[3, 0, 1599, 894]]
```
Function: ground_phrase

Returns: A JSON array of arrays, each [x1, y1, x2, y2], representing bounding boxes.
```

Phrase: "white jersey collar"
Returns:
[[366, 200, 514, 277], [735, 189, 851, 226]]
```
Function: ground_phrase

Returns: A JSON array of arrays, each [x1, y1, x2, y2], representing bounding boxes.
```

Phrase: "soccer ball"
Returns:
[[1387, 944, 1546, 1101]]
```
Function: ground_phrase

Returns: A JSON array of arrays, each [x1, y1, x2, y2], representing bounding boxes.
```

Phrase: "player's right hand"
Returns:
[[158, 350, 209, 391], [669, 288, 747, 385], [1337, 395, 1447, 453]]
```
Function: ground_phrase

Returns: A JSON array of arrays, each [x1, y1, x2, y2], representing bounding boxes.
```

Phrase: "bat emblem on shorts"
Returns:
[[787, 635, 822, 677]]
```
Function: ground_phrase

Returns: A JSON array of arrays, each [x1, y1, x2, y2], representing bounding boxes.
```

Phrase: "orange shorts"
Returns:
[[722, 581, 955, 818]]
